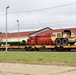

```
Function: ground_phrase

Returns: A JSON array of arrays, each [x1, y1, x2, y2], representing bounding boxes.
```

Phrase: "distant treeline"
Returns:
[[0, 32, 2, 34]]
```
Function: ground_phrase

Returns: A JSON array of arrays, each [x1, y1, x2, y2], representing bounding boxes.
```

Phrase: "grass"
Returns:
[[0, 51, 76, 66]]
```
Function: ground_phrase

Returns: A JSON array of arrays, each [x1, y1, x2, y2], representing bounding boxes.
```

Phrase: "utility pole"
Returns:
[[6, 6, 10, 51], [17, 20, 19, 42]]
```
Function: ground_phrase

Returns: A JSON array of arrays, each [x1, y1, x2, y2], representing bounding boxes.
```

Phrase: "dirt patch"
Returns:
[[0, 71, 22, 75], [0, 63, 76, 75]]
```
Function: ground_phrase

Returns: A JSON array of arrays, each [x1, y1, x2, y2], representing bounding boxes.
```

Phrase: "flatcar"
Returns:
[[0, 29, 76, 51]]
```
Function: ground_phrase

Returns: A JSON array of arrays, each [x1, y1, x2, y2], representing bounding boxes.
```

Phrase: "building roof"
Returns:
[[0, 31, 35, 39], [51, 28, 76, 33], [0, 27, 76, 39]]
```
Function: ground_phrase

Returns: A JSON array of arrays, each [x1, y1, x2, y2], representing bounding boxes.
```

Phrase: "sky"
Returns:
[[0, 0, 76, 32]]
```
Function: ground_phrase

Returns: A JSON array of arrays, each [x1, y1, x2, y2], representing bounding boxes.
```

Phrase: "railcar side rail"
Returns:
[[0, 45, 76, 51]]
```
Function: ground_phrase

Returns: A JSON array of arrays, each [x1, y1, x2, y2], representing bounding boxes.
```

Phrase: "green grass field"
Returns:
[[0, 51, 76, 66]]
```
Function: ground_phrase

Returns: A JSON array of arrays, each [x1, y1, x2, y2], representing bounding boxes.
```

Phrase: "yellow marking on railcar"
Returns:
[[45, 45, 55, 48], [64, 45, 76, 48], [35, 45, 43, 48], [0, 45, 76, 50], [0, 46, 5, 49]]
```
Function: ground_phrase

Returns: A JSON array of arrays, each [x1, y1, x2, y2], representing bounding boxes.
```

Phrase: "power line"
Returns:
[[0, 19, 76, 32], [0, 2, 76, 16], [10, 2, 76, 14], [20, 19, 76, 26], [0, 18, 76, 28]]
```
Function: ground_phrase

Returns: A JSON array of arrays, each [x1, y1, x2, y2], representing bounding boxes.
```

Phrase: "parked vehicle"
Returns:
[[27, 35, 53, 45], [51, 30, 76, 45]]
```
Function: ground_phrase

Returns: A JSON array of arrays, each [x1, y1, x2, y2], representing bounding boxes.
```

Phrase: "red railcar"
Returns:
[[36, 35, 53, 45], [27, 36, 36, 45], [27, 35, 53, 45]]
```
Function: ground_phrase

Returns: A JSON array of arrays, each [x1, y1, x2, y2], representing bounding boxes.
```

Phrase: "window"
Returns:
[[51, 34, 56, 37]]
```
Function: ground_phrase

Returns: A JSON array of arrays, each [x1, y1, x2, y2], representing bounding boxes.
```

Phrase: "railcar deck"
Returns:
[[0, 45, 76, 51]]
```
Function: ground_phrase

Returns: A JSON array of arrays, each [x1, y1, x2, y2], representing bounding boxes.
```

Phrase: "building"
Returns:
[[0, 31, 35, 42]]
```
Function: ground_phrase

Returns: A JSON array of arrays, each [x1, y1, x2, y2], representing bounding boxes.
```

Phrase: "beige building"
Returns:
[[0, 31, 35, 42]]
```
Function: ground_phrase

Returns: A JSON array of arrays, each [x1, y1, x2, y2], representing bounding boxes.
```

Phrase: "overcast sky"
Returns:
[[0, 0, 76, 32]]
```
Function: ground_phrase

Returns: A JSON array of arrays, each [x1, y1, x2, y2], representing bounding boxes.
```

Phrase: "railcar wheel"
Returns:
[[62, 38, 68, 45], [67, 49, 71, 51], [55, 38, 61, 45], [55, 46, 63, 51]]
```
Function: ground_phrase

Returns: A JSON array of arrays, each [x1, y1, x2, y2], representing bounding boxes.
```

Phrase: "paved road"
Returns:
[[0, 63, 76, 75]]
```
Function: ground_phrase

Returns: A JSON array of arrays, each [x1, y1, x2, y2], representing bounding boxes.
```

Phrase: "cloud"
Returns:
[[0, 0, 76, 32]]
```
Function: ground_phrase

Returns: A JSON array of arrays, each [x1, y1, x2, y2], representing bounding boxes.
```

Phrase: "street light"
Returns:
[[6, 6, 10, 51], [17, 20, 19, 42]]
